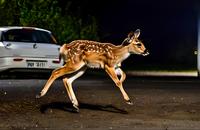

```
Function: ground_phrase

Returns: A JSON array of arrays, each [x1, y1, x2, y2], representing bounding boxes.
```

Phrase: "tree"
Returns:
[[0, 0, 20, 25], [0, 0, 99, 44]]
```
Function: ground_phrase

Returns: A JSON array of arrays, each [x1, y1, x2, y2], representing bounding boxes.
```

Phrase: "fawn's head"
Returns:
[[122, 29, 149, 56]]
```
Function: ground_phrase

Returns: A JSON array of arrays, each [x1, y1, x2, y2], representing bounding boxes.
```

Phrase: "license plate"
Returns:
[[27, 61, 47, 68]]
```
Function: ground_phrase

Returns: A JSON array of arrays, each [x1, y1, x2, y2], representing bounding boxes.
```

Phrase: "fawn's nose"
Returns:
[[142, 49, 149, 56]]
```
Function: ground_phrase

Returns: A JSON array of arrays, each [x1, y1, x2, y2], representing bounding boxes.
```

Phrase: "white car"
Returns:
[[0, 26, 63, 72]]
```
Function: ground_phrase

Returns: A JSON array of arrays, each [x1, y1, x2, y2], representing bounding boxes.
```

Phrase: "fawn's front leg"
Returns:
[[105, 65, 133, 105], [115, 67, 126, 83]]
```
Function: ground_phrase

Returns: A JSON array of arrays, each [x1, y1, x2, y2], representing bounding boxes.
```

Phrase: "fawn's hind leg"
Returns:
[[63, 67, 87, 112], [36, 62, 85, 98]]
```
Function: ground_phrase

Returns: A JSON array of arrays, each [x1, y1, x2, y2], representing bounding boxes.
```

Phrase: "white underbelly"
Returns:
[[86, 62, 103, 69]]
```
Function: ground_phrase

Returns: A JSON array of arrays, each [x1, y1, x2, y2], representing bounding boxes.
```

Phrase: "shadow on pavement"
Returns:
[[40, 102, 128, 114]]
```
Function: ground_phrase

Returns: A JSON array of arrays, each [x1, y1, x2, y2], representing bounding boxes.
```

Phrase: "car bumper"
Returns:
[[0, 57, 63, 72]]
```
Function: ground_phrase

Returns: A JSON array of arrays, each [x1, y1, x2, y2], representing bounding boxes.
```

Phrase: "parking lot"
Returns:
[[0, 77, 200, 130]]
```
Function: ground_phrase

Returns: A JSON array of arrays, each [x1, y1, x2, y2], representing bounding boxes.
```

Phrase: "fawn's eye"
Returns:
[[136, 43, 142, 47]]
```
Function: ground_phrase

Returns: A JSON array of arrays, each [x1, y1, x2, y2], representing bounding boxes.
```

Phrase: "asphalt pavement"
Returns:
[[0, 77, 200, 130]]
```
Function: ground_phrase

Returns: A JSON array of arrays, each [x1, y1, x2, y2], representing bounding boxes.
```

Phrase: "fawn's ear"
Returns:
[[128, 31, 134, 39], [122, 38, 130, 46], [122, 29, 141, 46], [134, 29, 140, 38]]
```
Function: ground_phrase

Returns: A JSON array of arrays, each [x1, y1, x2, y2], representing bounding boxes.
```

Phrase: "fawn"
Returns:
[[36, 29, 149, 112]]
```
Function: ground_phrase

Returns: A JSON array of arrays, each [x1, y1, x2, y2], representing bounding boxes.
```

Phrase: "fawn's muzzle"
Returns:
[[142, 49, 149, 56]]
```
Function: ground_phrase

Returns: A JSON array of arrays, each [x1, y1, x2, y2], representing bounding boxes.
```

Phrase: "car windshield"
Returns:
[[1, 29, 57, 44]]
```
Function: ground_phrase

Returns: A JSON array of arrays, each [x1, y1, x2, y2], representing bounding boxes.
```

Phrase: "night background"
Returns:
[[0, 0, 199, 71], [89, 0, 198, 70]]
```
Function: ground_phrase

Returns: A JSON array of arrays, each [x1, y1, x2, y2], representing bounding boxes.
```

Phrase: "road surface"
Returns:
[[0, 76, 200, 130]]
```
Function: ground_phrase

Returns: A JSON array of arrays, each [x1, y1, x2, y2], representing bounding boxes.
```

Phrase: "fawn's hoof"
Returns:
[[36, 94, 42, 99], [73, 104, 79, 113], [126, 100, 133, 105]]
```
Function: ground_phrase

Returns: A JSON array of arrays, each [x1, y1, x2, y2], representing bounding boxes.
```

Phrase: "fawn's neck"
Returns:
[[113, 45, 130, 63]]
